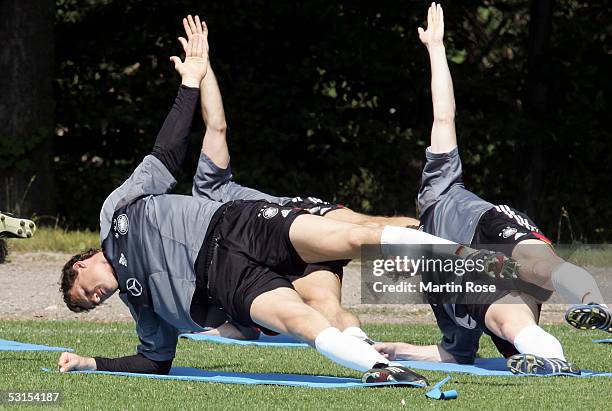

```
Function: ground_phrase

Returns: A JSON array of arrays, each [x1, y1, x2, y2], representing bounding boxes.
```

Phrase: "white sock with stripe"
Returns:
[[315, 327, 388, 372]]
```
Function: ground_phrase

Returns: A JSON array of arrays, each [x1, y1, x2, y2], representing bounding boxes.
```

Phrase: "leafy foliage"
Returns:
[[48, 0, 612, 241]]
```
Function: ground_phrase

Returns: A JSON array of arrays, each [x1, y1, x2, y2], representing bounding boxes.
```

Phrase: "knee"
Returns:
[[496, 319, 520, 342], [347, 226, 380, 249], [487, 308, 534, 343], [306, 295, 343, 316]]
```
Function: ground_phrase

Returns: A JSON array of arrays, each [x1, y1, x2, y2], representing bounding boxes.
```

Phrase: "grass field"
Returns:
[[6, 228, 99, 253], [0, 321, 610, 410]]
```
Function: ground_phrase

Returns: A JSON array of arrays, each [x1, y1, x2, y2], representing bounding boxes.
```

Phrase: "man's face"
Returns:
[[70, 252, 119, 310]]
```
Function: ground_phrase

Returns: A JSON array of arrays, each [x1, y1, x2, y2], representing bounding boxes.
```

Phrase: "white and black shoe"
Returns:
[[362, 363, 428, 386]]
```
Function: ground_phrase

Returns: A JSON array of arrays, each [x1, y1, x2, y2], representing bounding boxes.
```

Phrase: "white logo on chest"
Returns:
[[119, 253, 128, 267], [114, 214, 129, 235]]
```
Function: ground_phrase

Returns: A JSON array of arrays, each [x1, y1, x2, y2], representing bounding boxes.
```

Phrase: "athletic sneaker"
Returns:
[[0, 212, 36, 239], [507, 354, 581, 375], [362, 363, 429, 385], [565, 303, 612, 333]]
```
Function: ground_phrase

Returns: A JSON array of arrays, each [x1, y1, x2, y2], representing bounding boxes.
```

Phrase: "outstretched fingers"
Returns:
[[183, 17, 192, 38], [194, 15, 203, 34], [187, 14, 199, 35]]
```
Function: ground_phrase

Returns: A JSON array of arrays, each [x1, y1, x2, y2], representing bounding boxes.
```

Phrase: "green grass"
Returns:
[[7, 228, 99, 253], [0, 321, 610, 410]]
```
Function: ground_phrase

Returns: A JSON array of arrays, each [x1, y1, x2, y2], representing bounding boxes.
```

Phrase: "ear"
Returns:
[[73, 260, 87, 272]]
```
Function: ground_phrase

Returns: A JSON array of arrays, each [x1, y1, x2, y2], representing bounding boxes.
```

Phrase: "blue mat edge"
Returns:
[[0, 339, 73, 352], [399, 358, 612, 378], [178, 333, 308, 347], [41, 367, 425, 389]]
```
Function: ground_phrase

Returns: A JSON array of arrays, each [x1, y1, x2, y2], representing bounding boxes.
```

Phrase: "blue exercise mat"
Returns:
[[593, 339, 612, 344], [43, 366, 425, 389], [0, 338, 73, 352], [179, 332, 308, 348], [399, 358, 612, 377]]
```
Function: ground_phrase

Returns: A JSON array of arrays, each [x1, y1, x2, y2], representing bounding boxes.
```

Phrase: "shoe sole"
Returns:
[[565, 305, 612, 333], [0, 213, 36, 239]]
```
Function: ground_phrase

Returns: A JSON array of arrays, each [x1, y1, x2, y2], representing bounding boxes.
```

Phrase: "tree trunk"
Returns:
[[522, 0, 554, 215], [0, 0, 56, 217]]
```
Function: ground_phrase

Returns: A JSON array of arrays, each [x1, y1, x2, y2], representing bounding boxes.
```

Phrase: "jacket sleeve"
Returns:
[[191, 152, 291, 204], [151, 85, 200, 177], [417, 147, 464, 217], [95, 354, 173, 375]]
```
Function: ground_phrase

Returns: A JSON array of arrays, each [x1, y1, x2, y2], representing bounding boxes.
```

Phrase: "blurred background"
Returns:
[[1, 0, 610, 242]]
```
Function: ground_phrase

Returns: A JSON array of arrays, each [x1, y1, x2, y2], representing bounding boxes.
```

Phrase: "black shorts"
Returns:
[[287, 196, 345, 216], [198, 200, 346, 328], [472, 205, 552, 254], [472, 204, 554, 301]]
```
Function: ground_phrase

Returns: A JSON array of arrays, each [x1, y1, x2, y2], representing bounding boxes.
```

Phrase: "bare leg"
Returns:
[[513, 239, 606, 305], [484, 293, 539, 342], [249, 287, 331, 343], [486, 293, 569, 362], [512, 239, 563, 290], [292, 270, 361, 330], [324, 208, 419, 229], [288, 214, 382, 262], [249, 287, 392, 372]]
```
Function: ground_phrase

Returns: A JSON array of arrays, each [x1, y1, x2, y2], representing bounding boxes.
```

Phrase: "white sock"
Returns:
[[380, 226, 456, 256], [342, 326, 369, 340], [551, 262, 606, 306], [315, 327, 388, 372], [381, 225, 456, 245], [513, 325, 565, 360]]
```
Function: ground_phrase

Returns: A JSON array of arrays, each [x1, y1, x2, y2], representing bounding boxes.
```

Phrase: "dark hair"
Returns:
[[60, 248, 100, 313]]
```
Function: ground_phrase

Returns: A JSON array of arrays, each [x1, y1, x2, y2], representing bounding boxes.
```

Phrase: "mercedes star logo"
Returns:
[[126, 278, 143, 297]]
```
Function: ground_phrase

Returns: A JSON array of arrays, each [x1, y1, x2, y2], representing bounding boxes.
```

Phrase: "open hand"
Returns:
[[418, 3, 445, 48], [170, 15, 209, 87], [57, 352, 96, 373]]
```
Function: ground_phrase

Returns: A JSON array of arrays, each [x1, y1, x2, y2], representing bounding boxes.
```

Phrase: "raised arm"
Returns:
[[200, 66, 230, 167], [182, 22, 291, 205], [419, 3, 457, 154], [151, 15, 209, 177], [99, 16, 210, 242], [178, 18, 230, 169]]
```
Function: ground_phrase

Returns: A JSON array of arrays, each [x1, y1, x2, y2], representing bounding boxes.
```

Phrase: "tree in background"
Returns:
[[3, 0, 610, 241], [0, 0, 56, 218]]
